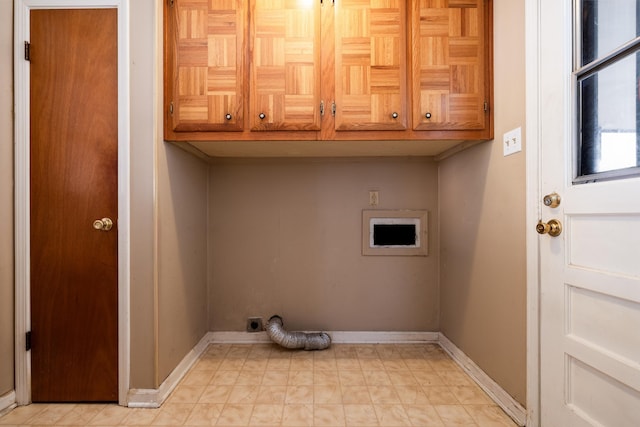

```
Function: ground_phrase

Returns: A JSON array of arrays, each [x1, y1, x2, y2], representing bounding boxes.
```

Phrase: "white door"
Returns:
[[537, 0, 640, 425]]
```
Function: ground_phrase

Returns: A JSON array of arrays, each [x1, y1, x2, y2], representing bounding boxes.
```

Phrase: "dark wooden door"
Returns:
[[30, 8, 118, 402]]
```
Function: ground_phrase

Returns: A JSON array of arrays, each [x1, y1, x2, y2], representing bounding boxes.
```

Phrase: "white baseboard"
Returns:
[[210, 331, 271, 344], [127, 332, 213, 408], [438, 333, 527, 426], [0, 390, 16, 417], [330, 331, 439, 344], [209, 330, 439, 344]]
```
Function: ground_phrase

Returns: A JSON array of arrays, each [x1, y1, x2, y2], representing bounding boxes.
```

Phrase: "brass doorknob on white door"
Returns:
[[536, 219, 562, 237], [543, 192, 561, 208], [93, 218, 113, 231]]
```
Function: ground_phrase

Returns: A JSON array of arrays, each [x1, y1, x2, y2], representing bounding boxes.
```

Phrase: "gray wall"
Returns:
[[129, 0, 158, 389], [130, 0, 209, 388], [208, 158, 439, 332], [157, 143, 209, 383], [439, 0, 527, 405]]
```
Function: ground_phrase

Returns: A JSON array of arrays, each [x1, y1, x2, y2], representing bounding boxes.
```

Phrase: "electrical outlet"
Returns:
[[503, 127, 522, 156], [369, 190, 379, 206], [246, 317, 263, 333]]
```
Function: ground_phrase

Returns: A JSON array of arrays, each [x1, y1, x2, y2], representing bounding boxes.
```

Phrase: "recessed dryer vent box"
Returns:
[[362, 210, 428, 256]]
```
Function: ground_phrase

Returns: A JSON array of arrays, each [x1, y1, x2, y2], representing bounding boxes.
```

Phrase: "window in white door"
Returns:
[[576, 0, 640, 182]]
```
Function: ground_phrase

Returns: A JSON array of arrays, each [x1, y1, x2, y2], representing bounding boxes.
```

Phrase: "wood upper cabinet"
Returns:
[[411, 0, 491, 132], [334, 0, 408, 131], [164, 0, 493, 144], [249, 0, 322, 131], [165, 0, 246, 133]]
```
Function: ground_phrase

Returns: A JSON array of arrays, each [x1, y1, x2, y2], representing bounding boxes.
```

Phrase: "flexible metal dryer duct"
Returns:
[[265, 315, 332, 351]]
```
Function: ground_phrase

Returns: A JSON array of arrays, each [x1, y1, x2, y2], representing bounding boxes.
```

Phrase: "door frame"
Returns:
[[13, 0, 131, 405], [525, 0, 541, 425], [524, 0, 567, 426]]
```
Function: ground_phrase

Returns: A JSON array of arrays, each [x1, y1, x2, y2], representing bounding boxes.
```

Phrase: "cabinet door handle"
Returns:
[[225, 113, 232, 121], [259, 113, 266, 120], [425, 112, 432, 119], [391, 112, 398, 119]]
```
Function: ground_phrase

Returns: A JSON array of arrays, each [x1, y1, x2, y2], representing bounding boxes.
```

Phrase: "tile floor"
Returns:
[[0, 343, 518, 426]]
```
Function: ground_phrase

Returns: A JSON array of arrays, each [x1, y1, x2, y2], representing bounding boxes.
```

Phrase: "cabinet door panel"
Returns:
[[335, 0, 408, 131], [412, 0, 488, 131], [168, 0, 245, 132], [250, 1, 321, 131]]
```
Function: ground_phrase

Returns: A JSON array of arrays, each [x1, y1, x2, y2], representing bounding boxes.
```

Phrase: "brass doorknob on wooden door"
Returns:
[[536, 219, 562, 237], [93, 218, 113, 231]]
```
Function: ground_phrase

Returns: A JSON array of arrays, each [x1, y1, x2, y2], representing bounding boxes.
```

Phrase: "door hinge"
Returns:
[[169, 101, 174, 115], [320, 100, 325, 116], [25, 331, 32, 351], [484, 101, 488, 112], [331, 101, 336, 117], [168, 0, 175, 6], [24, 41, 30, 61]]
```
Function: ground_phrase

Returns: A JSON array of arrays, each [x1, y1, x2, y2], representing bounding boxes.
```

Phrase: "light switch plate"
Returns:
[[503, 127, 522, 156]]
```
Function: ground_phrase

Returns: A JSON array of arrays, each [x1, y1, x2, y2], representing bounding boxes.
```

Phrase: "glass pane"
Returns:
[[578, 52, 640, 176], [581, 0, 640, 65]]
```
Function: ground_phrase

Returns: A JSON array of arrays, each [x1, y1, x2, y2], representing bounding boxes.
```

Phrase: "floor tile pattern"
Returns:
[[0, 343, 518, 426]]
